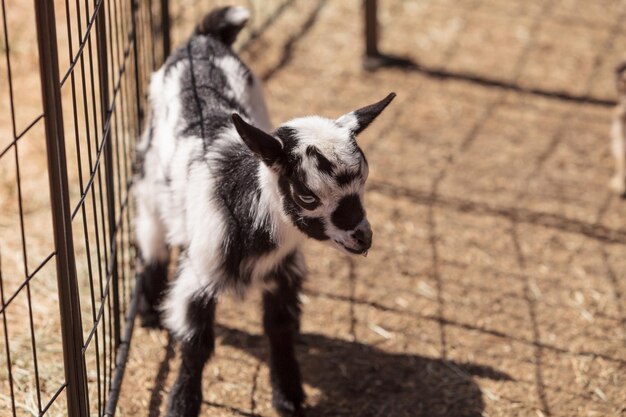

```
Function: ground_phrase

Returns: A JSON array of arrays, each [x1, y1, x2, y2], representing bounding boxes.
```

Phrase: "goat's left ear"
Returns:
[[232, 113, 283, 166], [336, 92, 396, 136]]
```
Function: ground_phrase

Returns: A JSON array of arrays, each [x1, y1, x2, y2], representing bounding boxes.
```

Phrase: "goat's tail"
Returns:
[[195, 6, 250, 46]]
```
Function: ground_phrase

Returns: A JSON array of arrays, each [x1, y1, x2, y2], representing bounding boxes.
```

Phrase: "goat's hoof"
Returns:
[[274, 405, 305, 417], [166, 381, 202, 417], [272, 392, 305, 417]]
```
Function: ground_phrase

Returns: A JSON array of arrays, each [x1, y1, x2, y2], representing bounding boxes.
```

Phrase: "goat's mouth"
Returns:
[[334, 240, 369, 257]]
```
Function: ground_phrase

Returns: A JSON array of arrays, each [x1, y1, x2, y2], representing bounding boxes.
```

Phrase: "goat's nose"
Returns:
[[352, 225, 373, 250]]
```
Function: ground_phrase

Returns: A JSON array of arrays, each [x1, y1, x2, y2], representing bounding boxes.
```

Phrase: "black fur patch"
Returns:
[[263, 251, 305, 414], [137, 259, 170, 328], [178, 39, 251, 142], [306, 145, 335, 175], [232, 114, 283, 166], [335, 169, 361, 186], [263, 251, 304, 332], [168, 292, 217, 417], [274, 126, 300, 159], [297, 216, 328, 241], [331, 194, 364, 231], [213, 143, 278, 286]]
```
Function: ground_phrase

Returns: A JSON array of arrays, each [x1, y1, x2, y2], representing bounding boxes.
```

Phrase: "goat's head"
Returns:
[[232, 93, 395, 255]]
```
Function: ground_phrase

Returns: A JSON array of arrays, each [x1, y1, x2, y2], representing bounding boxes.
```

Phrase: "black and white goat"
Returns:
[[134, 6, 395, 416], [610, 61, 626, 197]]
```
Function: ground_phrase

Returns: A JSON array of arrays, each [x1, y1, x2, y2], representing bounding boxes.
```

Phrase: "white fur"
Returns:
[[225, 6, 250, 26], [335, 112, 359, 133], [287, 116, 360, 164], [247, 72, 272, 131], [162, 254, 209, 340], [214, 56, 272, 131], [215, 56, 250, 103]]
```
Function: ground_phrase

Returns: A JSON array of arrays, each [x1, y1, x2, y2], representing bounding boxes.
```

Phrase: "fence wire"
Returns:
[[0, 0, 294, 416]]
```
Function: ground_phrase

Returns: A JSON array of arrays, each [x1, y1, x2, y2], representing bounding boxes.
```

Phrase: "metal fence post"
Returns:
[[160, 0, 171, 59], [33, 0, 90, 416], [131, 0, 144, 126], [364, 0, 378, 57], [95, 0, 122, 349]]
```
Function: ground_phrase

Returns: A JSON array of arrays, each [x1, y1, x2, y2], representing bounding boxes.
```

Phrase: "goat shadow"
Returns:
[[213, 325, 513, 417]]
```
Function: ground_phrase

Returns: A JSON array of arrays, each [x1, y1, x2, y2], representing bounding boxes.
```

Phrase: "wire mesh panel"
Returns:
[[10, 3, 325, 412], [0, 0, 69, 415], [0, 0, 293, 416], [0, 0, 165, 415]]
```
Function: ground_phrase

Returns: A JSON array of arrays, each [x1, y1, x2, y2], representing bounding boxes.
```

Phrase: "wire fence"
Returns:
[[0, 0, 292, 416]]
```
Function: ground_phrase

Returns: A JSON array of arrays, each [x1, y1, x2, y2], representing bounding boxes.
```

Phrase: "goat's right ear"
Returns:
[[335, 93, 396, 137], [232, 114, 283, 167]]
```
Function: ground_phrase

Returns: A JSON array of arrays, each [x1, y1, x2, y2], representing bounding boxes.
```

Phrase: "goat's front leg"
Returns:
[[164, 259, 217, 417], [263, 252, 306, 416]]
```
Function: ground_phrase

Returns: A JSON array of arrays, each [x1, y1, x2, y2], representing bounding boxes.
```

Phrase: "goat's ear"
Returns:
[[232, 114, 283, 166], [336, 92, 396, 136]]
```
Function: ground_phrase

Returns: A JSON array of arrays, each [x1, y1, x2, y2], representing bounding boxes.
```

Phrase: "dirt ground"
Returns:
[[2, 0, 623, 415], [113, 0, 626, 416]]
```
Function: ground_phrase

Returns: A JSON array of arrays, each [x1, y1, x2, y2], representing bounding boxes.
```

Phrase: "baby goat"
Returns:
[[610, 61, 626, 197], [134, 6, 395, 417]]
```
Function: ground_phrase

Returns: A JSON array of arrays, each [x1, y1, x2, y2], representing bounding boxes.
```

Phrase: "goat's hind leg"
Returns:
[[263, 251, 306, 416], [135, 194, 170, 328]]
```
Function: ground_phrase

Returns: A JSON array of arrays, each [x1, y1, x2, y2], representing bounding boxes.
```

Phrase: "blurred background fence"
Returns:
[[0, 0, 292, 416]]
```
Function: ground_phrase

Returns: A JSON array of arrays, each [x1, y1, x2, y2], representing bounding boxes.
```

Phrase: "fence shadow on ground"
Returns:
[[188, 325, 511, 417]]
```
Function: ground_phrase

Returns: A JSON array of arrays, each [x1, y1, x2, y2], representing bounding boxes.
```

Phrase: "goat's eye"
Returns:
[[290, 184, 319, 209], [298, 194, 316, 204]]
